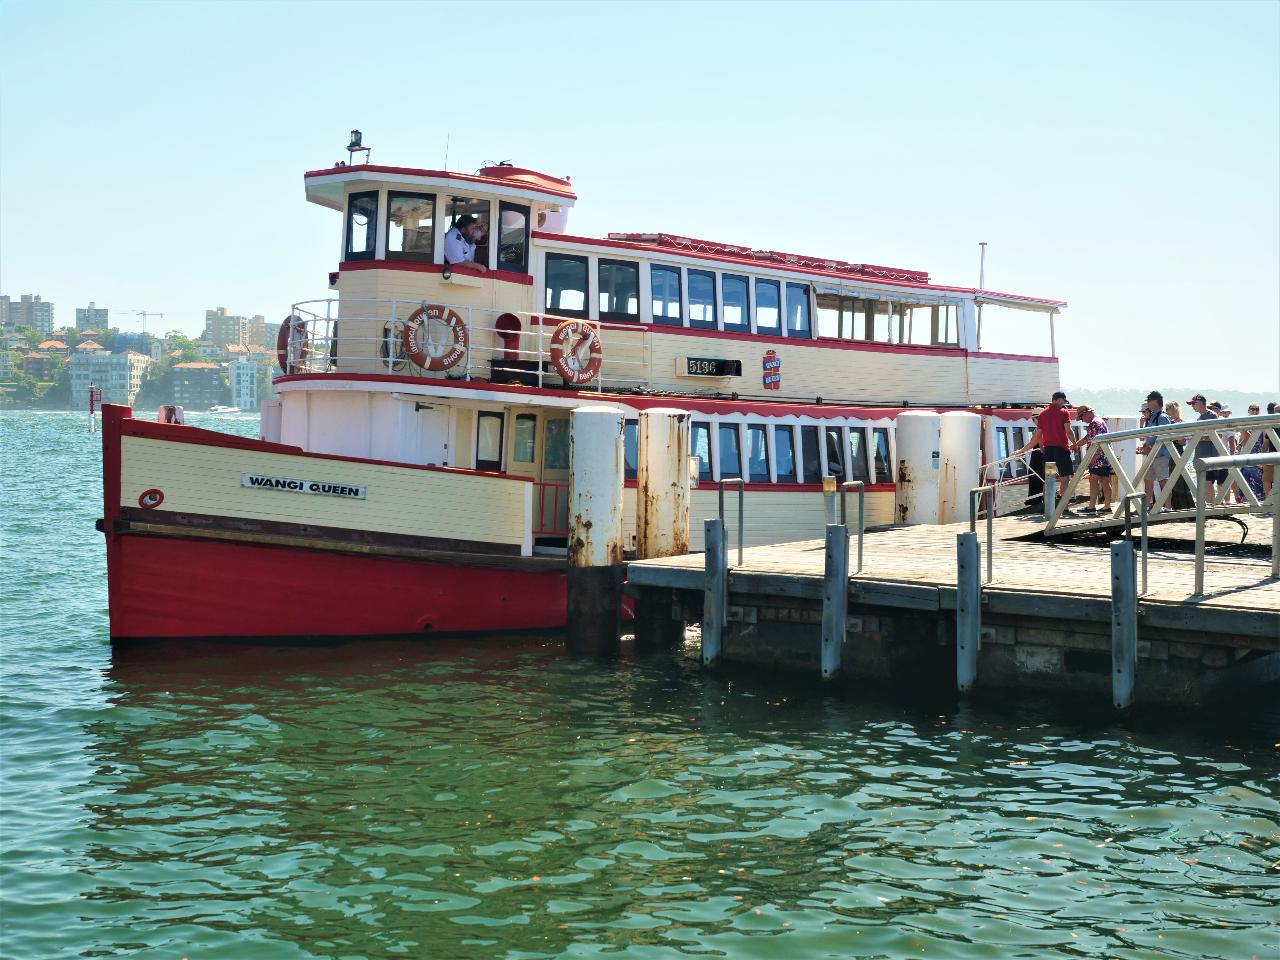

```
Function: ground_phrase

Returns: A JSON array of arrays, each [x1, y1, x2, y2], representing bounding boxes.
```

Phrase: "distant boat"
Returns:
[[207, 405, 242, 414]]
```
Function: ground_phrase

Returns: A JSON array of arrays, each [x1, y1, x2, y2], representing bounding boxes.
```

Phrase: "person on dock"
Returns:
[[1164, 401, 1195, 510], [1189, 394, 1226, 501], [1072, 404, 1113, 513], [1037, 391, 1073, 503], [1141, 390, 1172, 507], [443, 214, 489, 274], [1014, 408, 1047, 507]]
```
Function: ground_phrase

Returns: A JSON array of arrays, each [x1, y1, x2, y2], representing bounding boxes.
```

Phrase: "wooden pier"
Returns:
[[627, 514, 1280, 707]]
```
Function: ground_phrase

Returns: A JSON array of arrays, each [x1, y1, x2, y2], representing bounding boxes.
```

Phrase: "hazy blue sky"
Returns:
[[2, 0, 1276, 391]]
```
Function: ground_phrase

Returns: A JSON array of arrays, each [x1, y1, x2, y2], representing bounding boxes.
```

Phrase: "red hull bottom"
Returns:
[[106, 535, 567, 640]]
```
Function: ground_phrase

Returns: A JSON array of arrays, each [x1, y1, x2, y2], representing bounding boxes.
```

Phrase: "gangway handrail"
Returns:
[[969, 486, 995, 583], [1119, 493, 1149, 596], [1194, 452, 1280, 594], [838, 481, 866, 576], [718, 477, 745, 567]]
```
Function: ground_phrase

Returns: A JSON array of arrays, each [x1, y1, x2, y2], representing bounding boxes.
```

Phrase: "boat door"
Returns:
[[540, 414, 571, 537], [411, 403, 450, 466]]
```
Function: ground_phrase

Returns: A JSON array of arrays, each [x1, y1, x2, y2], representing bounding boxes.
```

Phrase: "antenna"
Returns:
[[443, 132, 450, 170], [978, 241, 988, 292]]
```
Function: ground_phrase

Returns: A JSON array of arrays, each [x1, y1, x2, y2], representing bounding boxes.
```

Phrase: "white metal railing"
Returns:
[[1194, 451, 1280, 593], [1044, 413, 1280, 535], [282, 299, 650, 392]]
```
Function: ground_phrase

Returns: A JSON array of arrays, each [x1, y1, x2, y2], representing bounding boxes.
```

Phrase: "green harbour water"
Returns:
[[1, 410, 1278, 959]]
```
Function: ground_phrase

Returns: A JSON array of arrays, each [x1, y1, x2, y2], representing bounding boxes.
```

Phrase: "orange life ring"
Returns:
[[403, 304, 468, 372], [276, 315, 310, 374], [549, 320, 603, 385]]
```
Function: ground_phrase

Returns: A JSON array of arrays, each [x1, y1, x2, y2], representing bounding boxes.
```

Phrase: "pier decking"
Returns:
[[627, 514, 1280, 707]]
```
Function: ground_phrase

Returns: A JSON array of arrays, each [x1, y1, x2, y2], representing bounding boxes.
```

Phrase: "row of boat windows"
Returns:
[[623, 420, 896, 485], [546, 254, 814, 336], [994, 425, 1033, 477]]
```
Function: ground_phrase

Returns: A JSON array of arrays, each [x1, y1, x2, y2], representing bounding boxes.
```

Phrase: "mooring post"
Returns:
[[956, 531, 981, 692], [822, 475, 838, 526], [702, 517, 727, 667], [1110, 539, 1137, 709], [566, 407, 625, 656], [634, 408, 692, 652], [1044, 462, 1058, 519], [821, 523, 850, 679]]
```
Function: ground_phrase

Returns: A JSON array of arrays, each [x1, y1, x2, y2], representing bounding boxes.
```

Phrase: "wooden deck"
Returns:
[[628, 514, 1280, 644]]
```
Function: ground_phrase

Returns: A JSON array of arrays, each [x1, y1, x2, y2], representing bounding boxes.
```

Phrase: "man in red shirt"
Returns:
[[1038, 390, 1074, 503]]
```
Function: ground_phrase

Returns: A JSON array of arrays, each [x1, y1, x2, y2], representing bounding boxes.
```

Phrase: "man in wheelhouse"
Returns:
[[443, 214, 488, 274]]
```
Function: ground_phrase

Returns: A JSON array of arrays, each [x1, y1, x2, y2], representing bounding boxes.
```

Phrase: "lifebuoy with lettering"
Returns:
[[549, 320, 603, 385], [403, 304, 468, 372], [276, 315, 310, 374]]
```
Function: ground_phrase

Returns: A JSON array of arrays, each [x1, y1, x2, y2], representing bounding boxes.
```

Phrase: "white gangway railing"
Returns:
[[1043, 413, 1280, 535], [281, 299, 651, 393]]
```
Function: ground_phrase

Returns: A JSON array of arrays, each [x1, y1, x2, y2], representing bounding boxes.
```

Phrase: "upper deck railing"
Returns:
[[282, 298, 649, 392], [1043, 413, 1279, 535]]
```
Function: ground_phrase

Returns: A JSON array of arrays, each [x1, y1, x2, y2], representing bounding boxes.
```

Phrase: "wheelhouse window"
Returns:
[[800, 425, 822, 483], [848, 428, 870, 482], [624, 419, 638, 479], [755, 279, 781, 335], [824, 426, 845, 480], [476, 412, 504, 472], [651, 265, 682, 326], [545, 254, 588, 318], [497, 202, 530, 273], [446, 196, 491, 266], [872, 427, 893, 483], [344, 190, 379, 261], [746, 424, 769, 482], [598, 259, 640, 322], [786, 283, 811, 338], [513, 413, 537, 464], [775, 426, 797, 482], [692, 421, 712, 482], [688, 270, 717, 329], [718, 423, 742, 479], [387, 192, 434, 261], [722, 274, 750, 332]]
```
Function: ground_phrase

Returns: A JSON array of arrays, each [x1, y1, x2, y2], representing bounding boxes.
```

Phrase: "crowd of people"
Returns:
[[1012, 392, 1277, 514]]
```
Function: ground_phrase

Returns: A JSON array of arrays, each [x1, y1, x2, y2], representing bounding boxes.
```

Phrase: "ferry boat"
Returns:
[[98, 145, 1065, 641]]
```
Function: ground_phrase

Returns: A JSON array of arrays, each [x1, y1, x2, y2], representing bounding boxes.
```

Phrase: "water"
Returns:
[[2, 410, 1277, 959]]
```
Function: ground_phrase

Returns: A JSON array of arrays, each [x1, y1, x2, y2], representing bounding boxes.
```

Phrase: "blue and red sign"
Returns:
[[762, 350, 781, 390]]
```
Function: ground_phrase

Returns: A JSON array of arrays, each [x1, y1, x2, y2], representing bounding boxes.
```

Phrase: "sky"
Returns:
[[1, 0, 1277, 391]]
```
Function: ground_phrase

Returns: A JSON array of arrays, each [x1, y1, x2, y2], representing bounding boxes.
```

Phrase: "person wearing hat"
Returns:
[[1188, 393, 1226, 500], [1071, 403, 1113, 513], [1036, 390, 1074, 503], [443, 214, 489, 274], [1140, 390, 1173, 507]]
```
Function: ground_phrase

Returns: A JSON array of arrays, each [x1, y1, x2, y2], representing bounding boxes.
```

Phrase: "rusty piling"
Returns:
[[566, 406, 625, 655]]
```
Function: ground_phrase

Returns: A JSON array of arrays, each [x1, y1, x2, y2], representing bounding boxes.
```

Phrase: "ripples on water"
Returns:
[[2, 412, 1277, 959]]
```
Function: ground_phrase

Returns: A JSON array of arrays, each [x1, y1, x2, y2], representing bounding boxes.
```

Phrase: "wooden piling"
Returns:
[[1110, 539, 1137, 709], [821, 524, 849, 679], [956, 531, 981, 692], [703, 518, 727, 666]]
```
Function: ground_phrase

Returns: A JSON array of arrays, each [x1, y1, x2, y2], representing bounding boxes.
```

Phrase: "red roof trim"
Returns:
[[338, 260, 534, 285], [533, 231, 1067, 307], [305, 164, 577, 200]]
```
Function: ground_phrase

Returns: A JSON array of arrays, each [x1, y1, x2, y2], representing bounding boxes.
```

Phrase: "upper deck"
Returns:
[[288, 157, 1066, 407]]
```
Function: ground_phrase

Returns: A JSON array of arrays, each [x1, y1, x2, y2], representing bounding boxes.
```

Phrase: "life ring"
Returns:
[[402, 304, 468, 372], [549, 320, 603, 385], [276, 315, 310, 374]]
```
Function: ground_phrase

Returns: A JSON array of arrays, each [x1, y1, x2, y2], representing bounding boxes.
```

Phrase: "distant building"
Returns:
[[37, 339, 69, 355], [114, 332, 152, 355], [69, 350, 152, 406], [204, 306, 275, 350], [196, 340, 222, 361], [3, 295, 55, 336], [228, 359, 262, 411], [172, 362, 226, 409], [0, 351, 14, 380], [76, 302, 109, 331], [23, 352, 55, 380]]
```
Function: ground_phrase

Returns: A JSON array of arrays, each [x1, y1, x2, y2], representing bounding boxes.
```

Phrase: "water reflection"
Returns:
[[65, 639, 1280, 959]]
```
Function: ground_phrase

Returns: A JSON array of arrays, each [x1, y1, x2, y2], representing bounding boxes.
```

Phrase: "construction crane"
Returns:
[[124, 310, 165, 334]]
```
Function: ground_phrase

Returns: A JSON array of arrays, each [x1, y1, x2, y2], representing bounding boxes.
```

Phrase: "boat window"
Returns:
[[824, 426, 845, 480], [775, 426, 797, 482], [688, 270, 716, 329], [786, 283, 811, 338], [692, 421, 712, 481], [746, 424, 769, 482], [755, 279, 781, 335], [1011, 427, 1026, 475], [598, 259, 640, 321], [872, 427, 893, 483], [996, 427, 1012, 478], [818, 294, 863, 340], [545, 254, 588, 318], [344, 190, 379, 262], [446, 196, 491, 266], [513, 413, 537, 464], [624, 419, 638, 479], [816, 292, 841, 338], [387, 192, 434, 261], [544, 418, 570, 470], [800, 425, 822, 483], [651, 265, 681, 326], [719, 423, 742, 479], [848, 427, 870, 482], [722, 274, 750, 332], [477, 412, 504, 471], [869, 301, 890, 341], [497, 202, 530, 274]]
